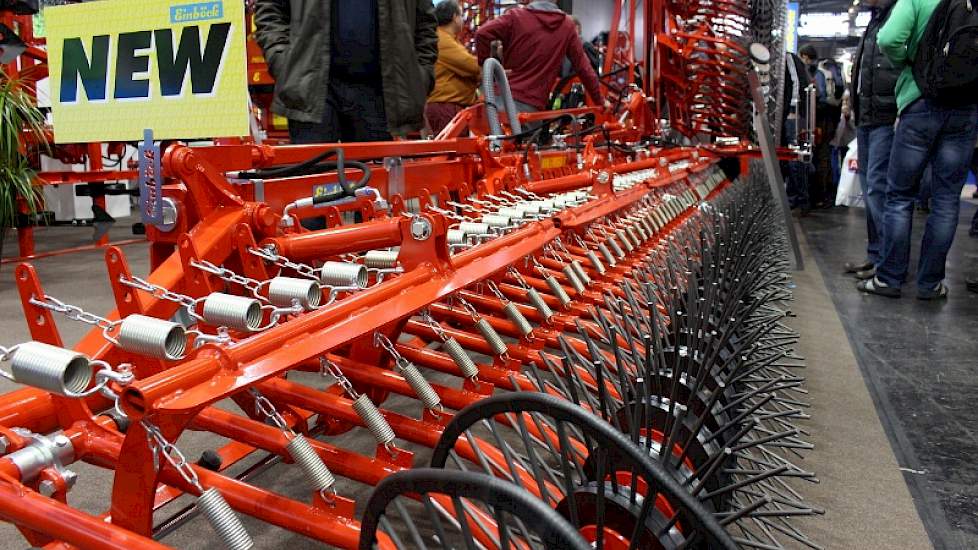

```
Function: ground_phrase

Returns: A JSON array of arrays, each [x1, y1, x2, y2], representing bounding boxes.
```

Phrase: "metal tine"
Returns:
[[393, 497, 429, 549], [450, 496, 479, 550], [422, 494, 450, 549], [379, 514, 411, 549]]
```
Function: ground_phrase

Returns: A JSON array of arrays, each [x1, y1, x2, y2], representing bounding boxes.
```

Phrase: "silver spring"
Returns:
[[481, 214, 511, 228], [545, 276, 572, 308], [447, 229, 468, 245], [364, 250, 399, 269], [526, 287, 554, 320], [606, 237, 626, 259], [117, 314, 187, 360], [458, 222, 490, 236], [502, 302, 534, 337], [615, 229, 635, 252], [267, 277, 321, 310], [570, 259, 592, 287], [285, 434, 336, 494], [597, 242, 617, 267], [474, 318, 508, 356], [626, 225, 643, 244], [9, 342, 92, 396], [352, 394, 396, 447], [561, 264, 586, 295], [400, 362, 441, 410], [319, 262, 368, 289], [585, 250, 606, 275], [442, 337, 479, 379], [202, 293, 263, 332], [196, 487, 254, 550]]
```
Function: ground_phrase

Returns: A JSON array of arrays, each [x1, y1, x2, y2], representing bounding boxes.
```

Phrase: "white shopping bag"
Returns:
[[835, 139, 864, 207]]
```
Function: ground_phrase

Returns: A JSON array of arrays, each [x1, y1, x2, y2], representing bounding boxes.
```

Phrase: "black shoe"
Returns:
[[917, 282, 949, 300], [854, 266, 876, 280], [857, 276, 901, 298], [844, 260, 874, 273], [966, 274, 978, 293]]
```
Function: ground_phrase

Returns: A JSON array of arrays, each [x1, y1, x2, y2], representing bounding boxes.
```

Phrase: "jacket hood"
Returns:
[[527, 2, 568, 30]]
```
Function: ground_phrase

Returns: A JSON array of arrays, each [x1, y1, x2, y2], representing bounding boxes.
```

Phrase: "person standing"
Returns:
[[474, 1, 607, 114], [254, 0, 438, 144], [781, 51, 813, 214], [426, 1, 480, 134], [859, 0, 978, 299], [801, 45, 846, 208], [843, 0, 900, 280]]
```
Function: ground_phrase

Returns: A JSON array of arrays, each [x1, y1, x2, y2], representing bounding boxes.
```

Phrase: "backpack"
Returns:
[[817, 61, 844, 106], [912, 0, 978, 105]]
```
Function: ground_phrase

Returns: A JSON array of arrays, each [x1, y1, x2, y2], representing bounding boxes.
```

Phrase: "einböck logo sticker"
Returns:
[[170, 1, 224, 24]]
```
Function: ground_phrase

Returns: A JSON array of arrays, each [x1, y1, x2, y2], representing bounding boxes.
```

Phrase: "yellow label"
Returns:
[[540, 155, 568, 170], [46, 0, 249, 143]]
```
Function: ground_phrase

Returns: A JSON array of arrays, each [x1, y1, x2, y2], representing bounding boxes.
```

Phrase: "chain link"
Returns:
[[143, 421, 202, 490], [319, 357, 358, 398], [30, 295, 118, 332], [248, 247, 320, 282], [191, 260, 264, 297], [0, 344, 18, 363], [249, 389, 292, 433], [120, 275, 198, 308]]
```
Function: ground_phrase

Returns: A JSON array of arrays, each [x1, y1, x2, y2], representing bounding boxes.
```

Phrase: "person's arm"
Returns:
[[814, 71, 827, 103], [415, 0, 439, 93], [253, 0, 291, 79], [566, 30, 603, 105], [475, 15, 511, 64], [877, 0, 915, 66], [441, 37, 481, 79]]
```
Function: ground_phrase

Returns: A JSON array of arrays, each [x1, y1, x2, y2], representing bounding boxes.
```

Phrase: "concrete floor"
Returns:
[[0, 212, 941, 549]]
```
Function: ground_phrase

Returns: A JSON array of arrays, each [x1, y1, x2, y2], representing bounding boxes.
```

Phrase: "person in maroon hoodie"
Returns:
[[474, 1, 607, 113]]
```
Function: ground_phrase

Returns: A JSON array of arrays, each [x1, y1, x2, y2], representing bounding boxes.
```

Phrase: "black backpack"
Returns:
[[912, 0, 978, 105]]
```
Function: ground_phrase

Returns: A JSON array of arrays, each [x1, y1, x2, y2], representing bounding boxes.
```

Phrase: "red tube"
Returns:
[[263, 218, 403, 262]]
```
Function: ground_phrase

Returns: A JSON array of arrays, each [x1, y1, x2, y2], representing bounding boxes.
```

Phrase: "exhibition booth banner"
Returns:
[[45, 0, 249, 142]]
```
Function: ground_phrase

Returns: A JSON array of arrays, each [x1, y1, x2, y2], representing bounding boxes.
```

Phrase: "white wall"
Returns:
[[570, 0, 646, 61]]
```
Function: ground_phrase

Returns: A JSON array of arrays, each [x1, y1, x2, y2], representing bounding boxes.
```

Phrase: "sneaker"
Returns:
[[844, 260, 874, 273], [854, 266, 876, 280], [967, 274, 978, 293], [857, 276, 901, 298], [917, 282, 949, 300]]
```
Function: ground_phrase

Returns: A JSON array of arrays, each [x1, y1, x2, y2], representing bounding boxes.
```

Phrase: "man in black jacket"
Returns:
[[254, 0, 438, 143], [843, 0, 900, 279]]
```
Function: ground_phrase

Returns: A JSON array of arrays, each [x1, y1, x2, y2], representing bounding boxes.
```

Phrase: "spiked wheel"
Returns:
[[430, 392, 736, 550], [359, 468, 592, 550]]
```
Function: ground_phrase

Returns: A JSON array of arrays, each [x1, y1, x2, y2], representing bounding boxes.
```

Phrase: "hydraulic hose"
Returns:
[[482, 58, 522, 136]]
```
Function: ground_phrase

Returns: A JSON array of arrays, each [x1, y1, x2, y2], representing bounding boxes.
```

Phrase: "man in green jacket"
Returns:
[[858, 0, 978, 299], [254, 0, 438, 143]]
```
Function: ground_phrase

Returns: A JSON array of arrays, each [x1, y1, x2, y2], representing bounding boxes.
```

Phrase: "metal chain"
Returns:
[[29, 295, 118, 332], [248, 247, 320, 282], [419, 310, 450, 342], [319, 357, 358, 398], [0, 345, 18, 363], [249, 389, 292, 434], [191, 260, 264, 296], [373, 333, 407, 369], [120, 275, 197, 308], [143, 421, 202, 490]]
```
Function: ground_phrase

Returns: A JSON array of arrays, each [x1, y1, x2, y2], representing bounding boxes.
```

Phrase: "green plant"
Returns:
[[0, 69, 47, 244]]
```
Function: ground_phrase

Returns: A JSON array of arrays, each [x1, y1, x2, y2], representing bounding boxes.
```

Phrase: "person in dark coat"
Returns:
[[844, 0, 901, 279], [254, 0, 437, 143], [781, 51, 813, 213]]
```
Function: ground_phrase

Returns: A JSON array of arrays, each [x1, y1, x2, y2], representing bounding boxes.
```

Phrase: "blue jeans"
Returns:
[[856, 124, 895, 265], [877, 99, 978, 290]]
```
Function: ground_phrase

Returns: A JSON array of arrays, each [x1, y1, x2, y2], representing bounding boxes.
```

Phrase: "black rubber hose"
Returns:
[[482, 57, 522, 136]]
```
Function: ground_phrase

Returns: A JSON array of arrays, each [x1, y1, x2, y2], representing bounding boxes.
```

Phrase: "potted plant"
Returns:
[[0, 68, 47, 261]]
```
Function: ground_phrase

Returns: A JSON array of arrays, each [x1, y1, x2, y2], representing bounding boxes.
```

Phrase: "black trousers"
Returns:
[[288, 76, 391, 144]]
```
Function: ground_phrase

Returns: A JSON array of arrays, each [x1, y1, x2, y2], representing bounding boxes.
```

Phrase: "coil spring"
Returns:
[[585, 250, 606, 275], [474, 318, 508, 355], [202, 293, 263, 332], [526, 287, 554, 320], [117, 314, 186, 360], [352, 394, 396, 446], [597, 242, 617, 267], [196, 488, 253, 550], [545, 276, 572, 308], [458, 222, 490, 236], [400, 363, 441, 410], [607, 237, 626, 259], [364, 250, 399, 269], [626, 225, 643, 244], [442, 337, 479, 379], [496, 207, 526, 220], [502, 302, 534, 337], [569, 260, 592, 287], [561, 265, 586, 295], [10, 342, 91, 396], [267, 277, 321, 310], [320, 262, 368, 289], [482, 214, 511, 228], [285, 434, 336, 494], [615, 229, 634, 252], [447, 229, 468, 245]]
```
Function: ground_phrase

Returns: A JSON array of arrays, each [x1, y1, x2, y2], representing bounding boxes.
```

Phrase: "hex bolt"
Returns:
[[38, 480, 56, 497], [411, 217, 432, 241]]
